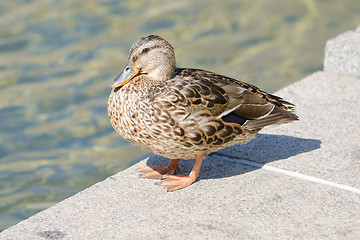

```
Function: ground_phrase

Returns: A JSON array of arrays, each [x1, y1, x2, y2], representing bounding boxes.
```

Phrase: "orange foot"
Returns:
[[137, 159, 180, 180], [158, 175, 196, 192], [159, 154, 204, 192]]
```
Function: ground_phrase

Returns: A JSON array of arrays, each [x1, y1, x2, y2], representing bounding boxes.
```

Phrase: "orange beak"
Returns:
[[112, 63, 139, 88]]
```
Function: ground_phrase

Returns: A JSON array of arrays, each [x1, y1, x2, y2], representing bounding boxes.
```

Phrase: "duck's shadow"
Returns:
[[144, 134, 321, 180]]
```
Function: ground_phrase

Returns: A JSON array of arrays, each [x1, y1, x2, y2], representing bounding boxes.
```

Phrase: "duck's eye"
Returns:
[[125, 67, 130, 71], [142, 48, 150, 54]]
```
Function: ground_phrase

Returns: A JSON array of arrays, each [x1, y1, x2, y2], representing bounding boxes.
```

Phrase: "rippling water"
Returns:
[[0, 0, 359, 231]]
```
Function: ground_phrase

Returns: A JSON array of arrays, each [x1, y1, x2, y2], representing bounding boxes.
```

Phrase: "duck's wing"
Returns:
[[171, 68, 298, 130]]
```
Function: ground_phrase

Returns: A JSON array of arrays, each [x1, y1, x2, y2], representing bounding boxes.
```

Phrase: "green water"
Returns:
[[0, 0, 359, 231]]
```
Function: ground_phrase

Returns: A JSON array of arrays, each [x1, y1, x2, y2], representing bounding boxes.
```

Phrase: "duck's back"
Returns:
[[172, 68, 298, 129]]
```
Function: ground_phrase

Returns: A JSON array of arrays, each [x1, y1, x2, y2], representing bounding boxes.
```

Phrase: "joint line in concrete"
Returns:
[[213, 154, 360, 195]]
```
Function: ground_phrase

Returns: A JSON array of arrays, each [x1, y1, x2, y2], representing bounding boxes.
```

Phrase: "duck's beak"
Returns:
[[112, 63, 139, 88]]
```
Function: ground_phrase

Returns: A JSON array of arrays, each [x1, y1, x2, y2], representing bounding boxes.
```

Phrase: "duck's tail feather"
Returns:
[[243, 106, 298, 130]]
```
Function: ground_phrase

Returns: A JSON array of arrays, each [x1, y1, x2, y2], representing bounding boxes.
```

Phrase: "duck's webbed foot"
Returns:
[[158, 175, 196, 192], [158, 154, 204, 192], [137, 159, 180, 180]]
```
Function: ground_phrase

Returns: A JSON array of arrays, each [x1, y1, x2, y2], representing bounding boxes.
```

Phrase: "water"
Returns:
[[0, 0, 359, 231]]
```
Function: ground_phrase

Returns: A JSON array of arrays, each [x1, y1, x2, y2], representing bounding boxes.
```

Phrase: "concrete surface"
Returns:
[[324, 26, 360, 77], [1, 28, 360, 239]]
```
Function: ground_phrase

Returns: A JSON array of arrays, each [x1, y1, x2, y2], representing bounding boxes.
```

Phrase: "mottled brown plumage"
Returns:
[[108, 35, 298, 191]]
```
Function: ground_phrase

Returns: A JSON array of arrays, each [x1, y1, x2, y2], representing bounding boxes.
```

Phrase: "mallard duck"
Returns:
[[108, 35, 298, 191]]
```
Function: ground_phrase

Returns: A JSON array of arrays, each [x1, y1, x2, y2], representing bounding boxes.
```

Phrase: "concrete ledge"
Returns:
[[324, 26, 360, 77], [1, 28, 360, 239]]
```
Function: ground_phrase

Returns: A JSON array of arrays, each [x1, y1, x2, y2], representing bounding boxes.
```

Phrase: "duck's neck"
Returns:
[[147, 66, 175, 81]]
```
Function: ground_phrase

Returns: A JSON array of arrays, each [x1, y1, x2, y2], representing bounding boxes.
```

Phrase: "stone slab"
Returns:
[[324, 26, 360, 76]]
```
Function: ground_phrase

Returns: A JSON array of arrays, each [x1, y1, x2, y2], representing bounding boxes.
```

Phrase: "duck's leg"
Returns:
[[159, 154, 204, 192], [137, 158, 180, 179]]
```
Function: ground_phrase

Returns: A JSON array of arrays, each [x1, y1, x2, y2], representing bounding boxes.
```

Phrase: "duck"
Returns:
[[108, 35, 298, 192]]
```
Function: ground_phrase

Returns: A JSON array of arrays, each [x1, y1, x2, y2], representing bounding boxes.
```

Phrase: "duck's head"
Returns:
[[112, 35, 176, 88]]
